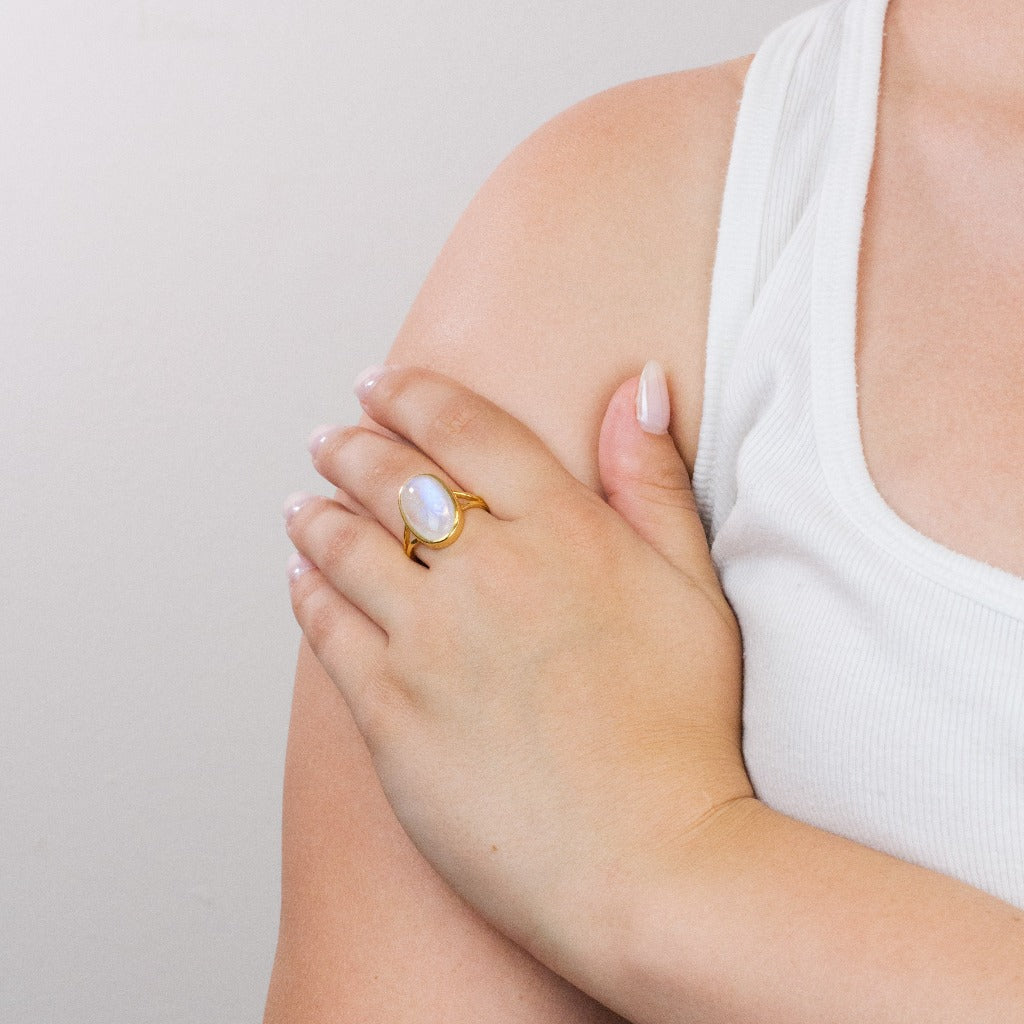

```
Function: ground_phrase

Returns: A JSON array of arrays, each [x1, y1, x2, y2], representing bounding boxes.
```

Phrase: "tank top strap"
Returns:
[[692, 0, 848, 544]]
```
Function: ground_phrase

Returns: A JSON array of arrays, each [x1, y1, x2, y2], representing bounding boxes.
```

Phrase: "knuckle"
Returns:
[[374, 364, 417, 407], [305, 599, 337, 653], [352, 658, 409, 745], [317, 424, 361, 466], [635, 466, 699, 515], [362, 443, 410, 491], [323, 426, 406, 491], [292, 582, 334, 652], [318, 516, 364, 575], [426, 393, 487, 450]]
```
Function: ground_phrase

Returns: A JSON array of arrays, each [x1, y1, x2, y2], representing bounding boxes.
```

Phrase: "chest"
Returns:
[[855, 104, 1024, 581]]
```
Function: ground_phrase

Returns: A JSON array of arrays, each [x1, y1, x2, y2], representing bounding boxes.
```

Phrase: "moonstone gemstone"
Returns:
[[399, 474, 457, 542]]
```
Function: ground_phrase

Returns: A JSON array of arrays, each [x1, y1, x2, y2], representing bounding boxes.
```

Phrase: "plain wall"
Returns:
[[0, 1, 810, 1020]]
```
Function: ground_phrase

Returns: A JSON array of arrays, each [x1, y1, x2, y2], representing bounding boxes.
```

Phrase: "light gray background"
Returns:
[[1, 2, 809, 1021]]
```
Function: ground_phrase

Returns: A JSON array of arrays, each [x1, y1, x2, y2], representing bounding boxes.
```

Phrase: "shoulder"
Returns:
[[266, 57, 758, 1021], [386, 55, 755, 491], [512, 54, 754, 197]]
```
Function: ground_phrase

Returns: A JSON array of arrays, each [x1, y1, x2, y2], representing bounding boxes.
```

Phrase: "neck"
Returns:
[[887, 0, 1024, 109]]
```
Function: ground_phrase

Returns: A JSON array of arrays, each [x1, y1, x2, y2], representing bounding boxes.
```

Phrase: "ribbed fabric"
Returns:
[[693, 0, 1024, 908]]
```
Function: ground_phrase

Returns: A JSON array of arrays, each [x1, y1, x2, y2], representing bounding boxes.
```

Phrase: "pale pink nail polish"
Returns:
[[353, 363, 387, 401], [287, 550, 313, 583], [307, 423, 340, 458], [282, 490, 317, 524], [636, 359, 670, 434]]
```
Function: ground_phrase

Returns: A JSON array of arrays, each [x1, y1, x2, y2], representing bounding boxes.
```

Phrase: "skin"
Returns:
[[264, 0, 1024, 1017], [279, 372, 1024, 1024], [282, 361, 752, 1006], [263, 59, 750, 1023], [858, 0, 1024, 579]]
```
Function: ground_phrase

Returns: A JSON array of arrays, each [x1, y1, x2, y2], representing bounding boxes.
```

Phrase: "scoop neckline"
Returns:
[[810, 0, 1024, 621]]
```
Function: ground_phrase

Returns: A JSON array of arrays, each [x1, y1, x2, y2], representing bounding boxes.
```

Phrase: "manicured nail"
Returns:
[[307, 422, 341, 458], [353, 363, 388, 402], [635, 359, 670, 434], [282, 490, 317, 525], [287, 550, 313, 583]]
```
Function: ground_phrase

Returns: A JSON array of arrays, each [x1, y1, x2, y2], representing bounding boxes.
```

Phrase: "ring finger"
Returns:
[[309, 423, 494, 567]]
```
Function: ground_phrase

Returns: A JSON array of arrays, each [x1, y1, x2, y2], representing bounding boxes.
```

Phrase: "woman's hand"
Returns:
[[282, 361, 752, 979]]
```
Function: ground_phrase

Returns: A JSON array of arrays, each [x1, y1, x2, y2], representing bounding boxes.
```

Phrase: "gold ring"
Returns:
[[398, 472, 489, 560]]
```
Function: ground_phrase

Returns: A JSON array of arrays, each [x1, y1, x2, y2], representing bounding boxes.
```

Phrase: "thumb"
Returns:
[[598, 360, 719, 590]]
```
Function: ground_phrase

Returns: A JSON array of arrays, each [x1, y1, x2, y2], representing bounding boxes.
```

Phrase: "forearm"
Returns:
[[555, 798, 1024, 1023]]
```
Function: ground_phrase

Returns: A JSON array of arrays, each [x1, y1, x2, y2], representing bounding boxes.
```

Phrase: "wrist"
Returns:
[[623, 795, 771, 1020], [529, 794, 768, 1023]]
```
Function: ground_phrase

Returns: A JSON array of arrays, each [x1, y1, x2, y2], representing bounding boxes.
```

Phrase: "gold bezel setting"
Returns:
[[398, 473, 488, 560]]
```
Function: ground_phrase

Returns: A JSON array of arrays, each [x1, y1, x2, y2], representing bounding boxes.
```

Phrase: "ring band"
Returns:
[[398, 472, 489, 560]]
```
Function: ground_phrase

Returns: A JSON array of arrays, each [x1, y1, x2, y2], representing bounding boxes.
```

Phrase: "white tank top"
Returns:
[[693, 0, 1024, 909]]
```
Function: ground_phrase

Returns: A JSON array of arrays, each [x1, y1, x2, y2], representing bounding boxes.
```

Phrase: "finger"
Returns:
[[331, 484, 372, 518], [310, 420, 406, 520], [283, 492, 420, 632], [285, 552, 393, 740], [309, 425, 497, 566], [352, 364, 566, 519], [598, 373, 720, 594]]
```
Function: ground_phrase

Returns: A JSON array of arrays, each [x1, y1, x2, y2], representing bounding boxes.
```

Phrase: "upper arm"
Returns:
[[264, 57, 753, 1024], [382, 60, 750, 491]]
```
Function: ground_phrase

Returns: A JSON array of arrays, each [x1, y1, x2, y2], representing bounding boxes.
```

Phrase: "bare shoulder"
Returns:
[[388, 53, 755, 491], [265, 54, 755, 1024]]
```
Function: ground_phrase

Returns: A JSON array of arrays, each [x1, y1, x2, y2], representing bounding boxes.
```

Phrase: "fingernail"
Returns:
[[282, 490, 317, 525], [287, 550, 313, 583], [353, 363, 388, 402], [636, 359, 670, 434], [307, 422, 341, 458]]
